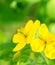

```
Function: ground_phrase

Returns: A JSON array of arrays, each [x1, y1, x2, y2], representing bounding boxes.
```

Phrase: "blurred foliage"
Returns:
[[0, 0, 55, 65]]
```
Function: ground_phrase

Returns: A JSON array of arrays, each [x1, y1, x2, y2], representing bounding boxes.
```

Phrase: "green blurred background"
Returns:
[[0, 0, 55, 65]]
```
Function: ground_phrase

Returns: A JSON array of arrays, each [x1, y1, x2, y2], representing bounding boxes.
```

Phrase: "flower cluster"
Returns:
[[13, 20, 55, 59]]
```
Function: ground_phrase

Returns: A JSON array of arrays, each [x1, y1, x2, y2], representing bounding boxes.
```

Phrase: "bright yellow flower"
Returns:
[[13, 20, 55, 59], [13, 20, 40, 52], [39, 24, 55, 59]]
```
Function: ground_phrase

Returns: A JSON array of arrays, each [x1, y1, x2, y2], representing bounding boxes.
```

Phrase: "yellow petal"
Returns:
[[44, 42, 55, 59], [27, 20, 40, 43], [33, 20, 40, 31], [13, 33, 25, 43], [13, 41, 26, 52], [29, 20, 40, 35], [20, 20, 33, 35], [46, 32, 55, 42], [39, 24, 49, 41], [30, 38, 45, 52]]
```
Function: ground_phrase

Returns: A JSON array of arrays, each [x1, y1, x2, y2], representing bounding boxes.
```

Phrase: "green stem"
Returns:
[[41, 52, 49, 65]]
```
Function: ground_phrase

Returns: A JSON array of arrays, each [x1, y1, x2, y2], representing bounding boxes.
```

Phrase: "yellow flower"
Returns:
[[39, 24, 55, 59], [30, 23, 55, 59], [13, 20, 55, 59], [13, 20, 40, 52]]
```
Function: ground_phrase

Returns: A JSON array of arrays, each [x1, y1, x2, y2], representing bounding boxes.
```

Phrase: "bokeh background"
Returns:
[[0, 0, 55, 65]]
